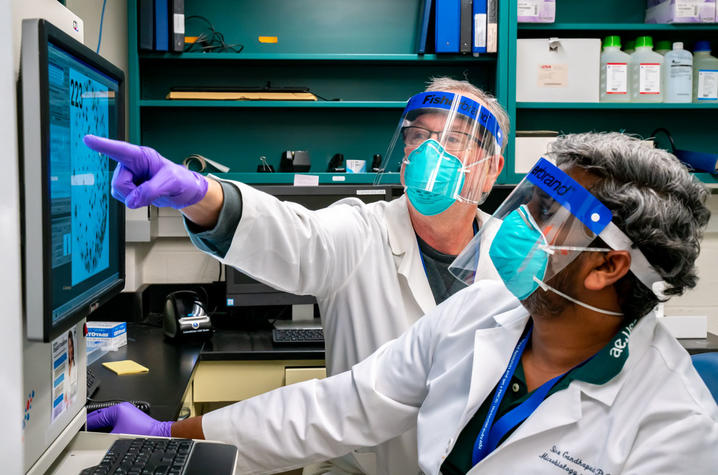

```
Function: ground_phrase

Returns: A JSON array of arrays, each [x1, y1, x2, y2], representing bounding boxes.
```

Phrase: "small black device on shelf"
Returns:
[[279, 150, 311, 172]]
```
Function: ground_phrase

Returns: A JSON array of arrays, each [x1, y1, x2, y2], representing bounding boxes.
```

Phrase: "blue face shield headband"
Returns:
[[450, 158, 667, 313], [374, 91, 504, 215]]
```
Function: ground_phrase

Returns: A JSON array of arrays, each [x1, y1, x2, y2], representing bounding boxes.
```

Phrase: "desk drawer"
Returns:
[[193, 360, 324, 402], [285, 367, 326, 386]]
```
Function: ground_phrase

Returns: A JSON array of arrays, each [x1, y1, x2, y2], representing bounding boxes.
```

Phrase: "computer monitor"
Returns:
[[20, 17, 125, 342], [225, 185, 396, 308]]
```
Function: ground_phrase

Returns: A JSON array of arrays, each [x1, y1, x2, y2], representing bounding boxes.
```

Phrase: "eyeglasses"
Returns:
[[401, 126, 483, 152]]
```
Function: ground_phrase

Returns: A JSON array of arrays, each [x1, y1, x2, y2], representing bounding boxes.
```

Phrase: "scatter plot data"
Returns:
[[69, 69, 110, 285]]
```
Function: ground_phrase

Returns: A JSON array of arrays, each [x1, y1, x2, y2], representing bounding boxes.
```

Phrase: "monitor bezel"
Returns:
[[21, 18, 126, 342]]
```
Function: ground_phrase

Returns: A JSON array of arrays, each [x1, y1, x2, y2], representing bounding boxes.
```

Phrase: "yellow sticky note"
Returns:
[[102, 360, 149, 375]]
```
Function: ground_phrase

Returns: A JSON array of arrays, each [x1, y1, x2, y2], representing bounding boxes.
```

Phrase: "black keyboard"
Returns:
[[80, 437, 237, 475], [272, 328, 325, 344], [87, 367, 101, 398]]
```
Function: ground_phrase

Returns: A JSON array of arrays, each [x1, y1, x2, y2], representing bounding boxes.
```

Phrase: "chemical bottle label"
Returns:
[[639, 63, 661, 94], [697, 70, 718, 100], [606, 63, 627, 94]]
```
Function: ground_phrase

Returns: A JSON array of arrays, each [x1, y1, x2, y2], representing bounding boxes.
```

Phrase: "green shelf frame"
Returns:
[[518, 22, 718, 31], [139, 100, 408, 109], [139, 52, 497, 62], [517, 102, 718, 109], [210, 172, 401, 185]]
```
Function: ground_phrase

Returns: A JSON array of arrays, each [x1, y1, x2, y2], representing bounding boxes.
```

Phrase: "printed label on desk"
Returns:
[[50, 327, 78, 422]]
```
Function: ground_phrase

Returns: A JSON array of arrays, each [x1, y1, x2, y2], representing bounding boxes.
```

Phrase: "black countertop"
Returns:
[[89, 324, 204, 421], [89, 324, 325, 421]]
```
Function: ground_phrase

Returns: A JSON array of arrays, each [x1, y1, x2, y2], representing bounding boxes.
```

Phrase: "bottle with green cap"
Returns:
[[629, 35, 663, 103], [600, 36, 631, 102], [655, 40, 672, 55]]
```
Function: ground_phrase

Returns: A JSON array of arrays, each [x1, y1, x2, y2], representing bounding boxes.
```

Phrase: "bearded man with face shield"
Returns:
[[87, 132, 717, 474], [84, 78, 509, 475]]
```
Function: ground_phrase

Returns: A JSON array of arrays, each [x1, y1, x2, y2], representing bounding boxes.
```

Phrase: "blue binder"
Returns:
[[472, 0, 487, 55], [154, 0, 169, 51], [435, 0, 460, 53], [417, 0, 434, 54]]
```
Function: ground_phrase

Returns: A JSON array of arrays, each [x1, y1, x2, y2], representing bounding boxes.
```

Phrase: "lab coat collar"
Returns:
[[576, 312, 658, 407], [384, 196, 488, 315]]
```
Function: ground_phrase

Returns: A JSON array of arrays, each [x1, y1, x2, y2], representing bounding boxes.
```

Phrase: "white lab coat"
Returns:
[[208, 181, 493, 475], [203, 279, 718, 474]]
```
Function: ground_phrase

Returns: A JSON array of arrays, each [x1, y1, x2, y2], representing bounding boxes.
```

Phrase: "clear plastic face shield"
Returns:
[[450, 158, 666, 312], [374, 91, 504, 216]]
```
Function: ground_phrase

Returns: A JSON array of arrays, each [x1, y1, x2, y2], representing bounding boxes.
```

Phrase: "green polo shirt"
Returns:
[[441, 318, 638, 475]]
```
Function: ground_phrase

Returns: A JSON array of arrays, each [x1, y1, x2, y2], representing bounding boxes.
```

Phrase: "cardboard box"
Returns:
[[516, 38, 601, 102], [515, 131, 559, 173], [645, 0, 716, 23], [86, 321, 127, 350], [517, 0, 555, 23]]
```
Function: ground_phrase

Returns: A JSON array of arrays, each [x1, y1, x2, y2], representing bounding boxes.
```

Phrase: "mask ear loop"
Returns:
[[533, 276, 624, 316]]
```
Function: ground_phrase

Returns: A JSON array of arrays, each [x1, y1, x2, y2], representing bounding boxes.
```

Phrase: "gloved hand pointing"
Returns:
[[83, 135, 208, 209], [87, 402, 173, 437]]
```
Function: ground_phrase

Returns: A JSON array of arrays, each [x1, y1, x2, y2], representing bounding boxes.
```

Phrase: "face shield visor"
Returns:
[[450, 158, 666, 304], [374, 91, 504, 215]]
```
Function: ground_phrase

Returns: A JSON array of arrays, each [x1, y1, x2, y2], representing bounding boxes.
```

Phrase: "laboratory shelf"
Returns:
[[516, 102, 718, 109], [139, 100, 408, 109], [517, 23, 718, 31], [139, 52, 497, 62], [694, 173, 718, 186], [209, 172, 400, 185]]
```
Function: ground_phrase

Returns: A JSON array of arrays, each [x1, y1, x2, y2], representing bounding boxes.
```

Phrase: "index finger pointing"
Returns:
[[83, 135, 144, 169]]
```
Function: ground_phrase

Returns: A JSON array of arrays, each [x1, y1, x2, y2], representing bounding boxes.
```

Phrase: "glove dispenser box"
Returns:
[[516, 38, 601, 103]]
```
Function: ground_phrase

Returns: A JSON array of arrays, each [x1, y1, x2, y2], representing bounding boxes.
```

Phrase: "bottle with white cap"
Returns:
[[693, 41, 718, 103], [663, 42, 693, 103]]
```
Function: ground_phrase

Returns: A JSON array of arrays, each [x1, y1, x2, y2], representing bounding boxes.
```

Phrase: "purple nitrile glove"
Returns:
[[83, 135, 208, 209], [86, 402, 173, 437]]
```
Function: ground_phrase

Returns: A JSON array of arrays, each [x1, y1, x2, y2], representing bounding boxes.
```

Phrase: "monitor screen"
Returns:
[[22, 19, 125, 341]]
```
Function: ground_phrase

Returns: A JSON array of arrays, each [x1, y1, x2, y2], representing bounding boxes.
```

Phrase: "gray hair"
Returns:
[[425, 77, 511, 154], [549, 132, 711, 318]]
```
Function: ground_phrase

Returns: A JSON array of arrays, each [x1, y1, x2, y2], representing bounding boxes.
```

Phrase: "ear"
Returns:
[[481, 155, 505, 193], [583, 250, 631, 291]]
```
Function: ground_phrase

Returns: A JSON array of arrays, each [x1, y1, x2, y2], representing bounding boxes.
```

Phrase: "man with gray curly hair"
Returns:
[[89, 131, 717, 474]]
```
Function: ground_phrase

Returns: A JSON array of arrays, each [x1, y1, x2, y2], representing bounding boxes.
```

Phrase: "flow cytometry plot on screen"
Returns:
[[69, 69, 110, 285]]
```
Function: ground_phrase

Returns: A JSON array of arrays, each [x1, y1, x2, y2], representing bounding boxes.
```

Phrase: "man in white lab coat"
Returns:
[[84, 78, 508, 475], [89, 132, 718, 474]]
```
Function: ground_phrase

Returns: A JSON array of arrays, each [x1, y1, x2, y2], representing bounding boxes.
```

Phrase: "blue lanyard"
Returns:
[[471, 323, 568, 466]]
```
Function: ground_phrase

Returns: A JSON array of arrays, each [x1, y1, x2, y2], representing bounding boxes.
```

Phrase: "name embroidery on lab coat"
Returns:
[[538, 445, 611, 475], [608, 319, 637, 359]]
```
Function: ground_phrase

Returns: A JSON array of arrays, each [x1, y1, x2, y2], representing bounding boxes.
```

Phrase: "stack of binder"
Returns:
[[417, 0, 498, 55], [139, 0, 185, 53]]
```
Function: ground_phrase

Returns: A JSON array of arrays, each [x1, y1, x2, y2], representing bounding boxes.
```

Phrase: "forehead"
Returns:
[[411, 111, 474, 131]]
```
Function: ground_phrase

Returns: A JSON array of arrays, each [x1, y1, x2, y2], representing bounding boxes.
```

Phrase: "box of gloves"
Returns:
[[86, 321, 127, 350]]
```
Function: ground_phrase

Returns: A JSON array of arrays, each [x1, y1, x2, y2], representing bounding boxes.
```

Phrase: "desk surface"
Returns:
[[89, 324, 325, 421], [90, 325, 204, 421], [679, 332, 718, 355]]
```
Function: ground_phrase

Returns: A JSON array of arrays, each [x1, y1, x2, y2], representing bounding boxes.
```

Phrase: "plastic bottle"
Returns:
[[600, 36, 631, 102], [663, 42, 693, 103], [624, 40, 635, 55], [692, 41, 718, 103], [655, 40, 671, 55], [629, 36, 664, 103]]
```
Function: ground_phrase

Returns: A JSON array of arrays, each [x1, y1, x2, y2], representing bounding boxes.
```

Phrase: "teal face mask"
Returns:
[[488, 205, 549, 300], [404, 139, 465, 216]]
